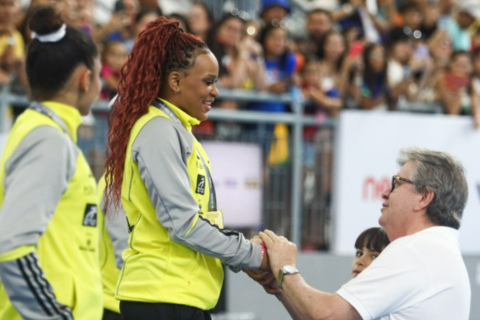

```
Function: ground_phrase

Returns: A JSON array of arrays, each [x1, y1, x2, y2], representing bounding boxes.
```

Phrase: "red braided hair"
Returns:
[[105, 17, 209, 209]]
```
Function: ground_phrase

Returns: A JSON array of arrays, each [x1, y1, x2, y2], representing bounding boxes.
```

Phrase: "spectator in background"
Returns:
[[0, 0, 27, 89], [437, 50, 480, 129], [260, 0, 291, 26], [444, 0, 480, 51], [398, 2, 423, 36], [304, 9, 333, 56], [386, 27, 416, 108], [92, 0, 140, 50], [420, 0, 440, 40], [188, 3, 214, 42], [248, 23, 296, 113], [357, 43, 389, 110], [100, 41, 127, 101], [316, 30, 358, 115], [332, 0, 390, 44]]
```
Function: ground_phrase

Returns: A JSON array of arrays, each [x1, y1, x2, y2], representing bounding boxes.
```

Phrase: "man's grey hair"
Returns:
[[397, 148, 468, 229]]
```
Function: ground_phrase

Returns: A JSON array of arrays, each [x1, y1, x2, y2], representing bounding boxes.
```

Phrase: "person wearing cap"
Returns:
[[260, 0, 291, 25], [444, 0, 480, 51], [0, 5, 103, 320]]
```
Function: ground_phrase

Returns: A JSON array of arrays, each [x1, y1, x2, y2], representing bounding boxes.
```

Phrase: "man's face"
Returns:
[[306, 12, 332, 41], [392, 40, 413, 65], [458, 12, 475, 30], [379, 161, 421, 241], [262, 5, 288, 24]]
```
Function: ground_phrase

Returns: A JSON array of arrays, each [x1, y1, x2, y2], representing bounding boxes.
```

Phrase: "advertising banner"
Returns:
[[332, 110, 480, 254]]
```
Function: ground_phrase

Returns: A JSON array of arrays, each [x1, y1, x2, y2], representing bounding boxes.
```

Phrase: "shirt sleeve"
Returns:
[[0, 126, 76, 320], [132, 117, 262, 269], [336, 241, 429, 320]]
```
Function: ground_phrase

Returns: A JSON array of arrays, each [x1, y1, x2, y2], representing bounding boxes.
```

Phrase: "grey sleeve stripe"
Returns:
[[0, 252, 72, 320]]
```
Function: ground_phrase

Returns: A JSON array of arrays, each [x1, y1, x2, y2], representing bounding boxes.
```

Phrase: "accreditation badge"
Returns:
[[204, 210, 224, 229]]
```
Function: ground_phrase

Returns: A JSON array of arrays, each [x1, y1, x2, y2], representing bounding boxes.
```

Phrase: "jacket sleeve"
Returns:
[[0, 126, 76, 320], [132, 117, 262, 269], [100, 192, 129, 270]]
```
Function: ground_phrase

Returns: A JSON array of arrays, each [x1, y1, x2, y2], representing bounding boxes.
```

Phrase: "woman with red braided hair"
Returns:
[[105, 17, 268, 320]]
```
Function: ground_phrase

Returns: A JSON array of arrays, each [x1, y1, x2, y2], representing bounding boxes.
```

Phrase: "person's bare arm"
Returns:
[[259, 230, 362, 320]]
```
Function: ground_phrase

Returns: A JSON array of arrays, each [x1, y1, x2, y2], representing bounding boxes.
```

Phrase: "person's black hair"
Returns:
[[308, 8, 332, 20], [206, 13, 245, 77], [168, 13, 192, 33], [316, 30, 345, 72], [27, 6, 98, 100], [134, 7, 162, 24], [258, 23, 289, 70], [362, 43, 387, 95], [399, 1, 421, 14], [355, 227, 390, 253], [451, 50, 472, 62], [386, 27, 411, 50]]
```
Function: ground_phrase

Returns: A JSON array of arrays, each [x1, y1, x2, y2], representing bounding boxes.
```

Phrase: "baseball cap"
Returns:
[[458, 0, 480, 20], [261, 0, 292, 14]]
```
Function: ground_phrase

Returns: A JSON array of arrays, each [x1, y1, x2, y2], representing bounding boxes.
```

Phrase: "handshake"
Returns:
[[244, 230, 298, 295]]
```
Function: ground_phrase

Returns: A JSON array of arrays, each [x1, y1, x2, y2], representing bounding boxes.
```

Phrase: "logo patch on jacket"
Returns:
[[196, 174, 206, 195], [83, 204, 98, 227]]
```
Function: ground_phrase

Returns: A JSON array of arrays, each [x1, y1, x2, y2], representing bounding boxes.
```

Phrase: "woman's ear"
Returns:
[[168, 71, 182, 93], [79, 68, 92, 93]]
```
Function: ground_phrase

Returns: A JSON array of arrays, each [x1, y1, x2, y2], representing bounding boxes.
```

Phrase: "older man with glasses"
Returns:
[[253, 147, 471, 320]]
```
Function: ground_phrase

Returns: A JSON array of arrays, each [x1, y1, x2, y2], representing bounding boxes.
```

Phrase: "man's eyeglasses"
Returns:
[[391, 175, 414, 192]]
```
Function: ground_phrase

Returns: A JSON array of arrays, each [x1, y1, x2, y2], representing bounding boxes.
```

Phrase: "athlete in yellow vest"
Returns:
[[105, 18, 268, 319], [0, 7, 102, 320]]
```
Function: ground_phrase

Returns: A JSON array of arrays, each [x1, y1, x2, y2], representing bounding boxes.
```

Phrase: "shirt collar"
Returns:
[[159, 98, 200, 131], [41, 101, 82, 142]]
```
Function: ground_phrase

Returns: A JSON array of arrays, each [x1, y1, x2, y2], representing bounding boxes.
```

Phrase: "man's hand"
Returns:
[[243, 268, 283, 295], [259, 230, 297, 276]]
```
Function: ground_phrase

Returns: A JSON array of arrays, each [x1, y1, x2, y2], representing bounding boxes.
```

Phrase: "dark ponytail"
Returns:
[[27, 6, 98, 100]]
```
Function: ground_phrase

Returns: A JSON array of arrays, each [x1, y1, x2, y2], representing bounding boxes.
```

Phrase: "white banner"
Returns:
[[202, 141, 263, 228], [332, 110, 480, 254]]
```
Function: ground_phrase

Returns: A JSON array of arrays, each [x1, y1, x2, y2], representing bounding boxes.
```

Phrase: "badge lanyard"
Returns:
[[152, 99, 217, 211], [29, 102, 73, 140]]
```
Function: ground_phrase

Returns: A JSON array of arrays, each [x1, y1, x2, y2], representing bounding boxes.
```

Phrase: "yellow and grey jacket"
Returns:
[[97, 175, 128, 314], [116, 98, 262, 310], [0, 102, 102, 320]]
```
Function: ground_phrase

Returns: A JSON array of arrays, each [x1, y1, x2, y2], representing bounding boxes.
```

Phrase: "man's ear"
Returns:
[[79, 68, 92, 93], [415, 190, 435, 212], [168, 71, 182, 93]]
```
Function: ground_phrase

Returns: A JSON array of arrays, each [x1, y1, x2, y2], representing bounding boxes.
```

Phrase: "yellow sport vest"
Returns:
[[0, 102, 102, 320], [116, 101, 223, 310]]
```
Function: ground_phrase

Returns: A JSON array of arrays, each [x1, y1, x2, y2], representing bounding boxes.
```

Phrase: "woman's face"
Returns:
[[265, 27, 287, 57], [324, 34, 345, 62], [104, 42, 128, 71], [351, 245, 381, 278], [78, 57, 102, 115], [188, 5, 210, 36], [135, 12, 159, 36], [176, 52, 219, 121], [217, 17, 244, 47], [451, 54, 472, 77], [369, 46, 385, 72]]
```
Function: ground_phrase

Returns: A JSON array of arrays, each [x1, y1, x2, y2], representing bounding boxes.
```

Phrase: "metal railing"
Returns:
[[0, 86, 333, 247]]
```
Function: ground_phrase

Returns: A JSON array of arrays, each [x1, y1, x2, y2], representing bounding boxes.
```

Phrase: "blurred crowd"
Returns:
[[1, 0, 480, 130]]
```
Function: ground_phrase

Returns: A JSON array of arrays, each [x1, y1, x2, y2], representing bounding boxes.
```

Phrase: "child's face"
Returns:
[[303, 62, 320, 86], [351, 246, 381, 278], [265, 28, 287, 57], [105, 43, 128, 71]]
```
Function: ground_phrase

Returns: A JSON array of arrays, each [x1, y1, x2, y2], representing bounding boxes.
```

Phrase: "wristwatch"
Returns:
[[277, 264, 299, 288]]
